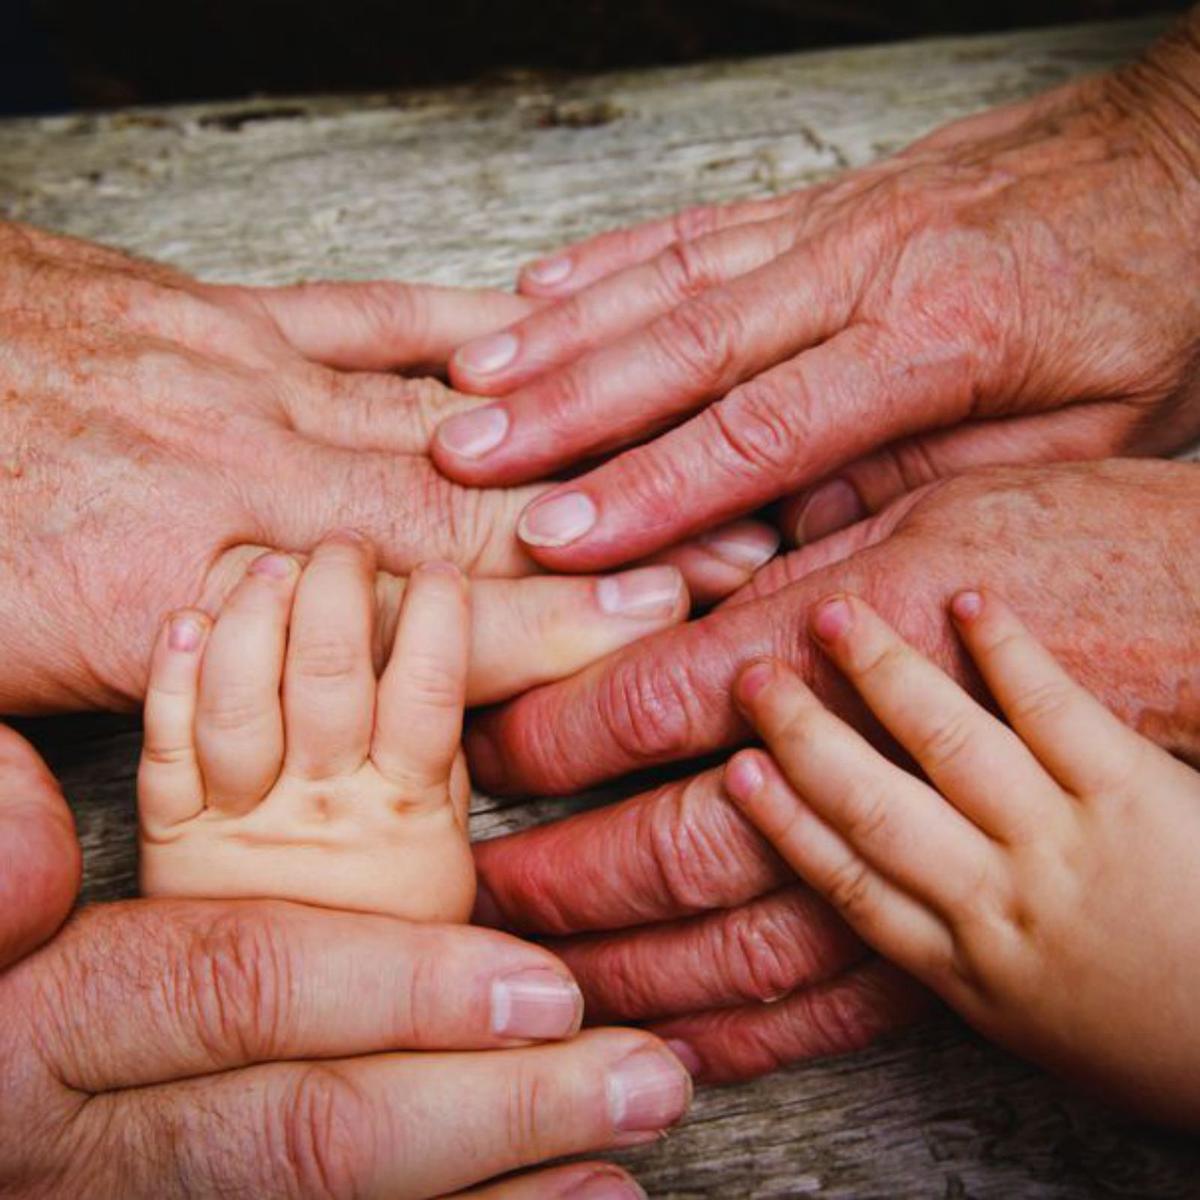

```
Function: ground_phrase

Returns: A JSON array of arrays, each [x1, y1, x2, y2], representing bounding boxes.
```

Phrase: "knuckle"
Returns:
[[653, 295, 738, 389], [707, 381, 800, 477], [912, 712, 974, 775], [641, 779, 748, 912], [291, 635, 363, 686], [823, 857, 875, 921], [277, 1065, 374, 1200], [718, 907, 800, 1003], [596, 656, 697, 766], [174, 907, 293, 1065], [199, 690, 275, 736], [1008, 677, 1074, 727], [672, 204, 719, 244], [398, 654, 462, 710], [656, 238, 717, 302], [503, 1065, 566, 1160]]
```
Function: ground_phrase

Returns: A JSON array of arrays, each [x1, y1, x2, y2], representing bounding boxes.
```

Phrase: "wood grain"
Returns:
[[4, 17, 1200, 1197]]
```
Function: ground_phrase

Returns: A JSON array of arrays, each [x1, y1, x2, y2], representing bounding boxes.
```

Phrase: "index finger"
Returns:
[[508, 324, 961, 572], [38, 900, 584, 1093]]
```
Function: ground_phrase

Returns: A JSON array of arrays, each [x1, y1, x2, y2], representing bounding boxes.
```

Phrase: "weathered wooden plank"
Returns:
[[5, 17, 1200, 1197]]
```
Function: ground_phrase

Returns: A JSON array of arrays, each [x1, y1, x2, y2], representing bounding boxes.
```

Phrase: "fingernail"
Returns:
[[249, 552, 295, 580], [168, 614, 205, 653], [471, 880, 505, 928], [698, 523, 781, 571], [665, 1038, 704, 1078], [725, 751, 765, 801], [525, 254, 574, 287], [952, 590, 984, 621], [456, 331, 519, 376], [596, 566, 683, 619], [737, 660, 778, 704], [562, 1171, 648, 1200], [436, 405, 510, 459], [519, 491, 597, 548], [607, 1046, 692, 1135], [795, 479, 866, 545], [492, 968, 583, 1040], [812, 596, 854, 642]]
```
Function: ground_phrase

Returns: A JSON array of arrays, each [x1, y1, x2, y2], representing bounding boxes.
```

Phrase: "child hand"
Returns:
[[724, 590, 1200, 1127], [138, 534, 477, 922]]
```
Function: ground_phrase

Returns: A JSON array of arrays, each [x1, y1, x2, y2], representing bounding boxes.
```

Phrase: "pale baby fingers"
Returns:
[[138, 611, 211, 829], [373, 561, 470, 791], [194, 552, 299, 814], [950, 589, 1150, 795], [724, 748, 953, 973], [733, 658, 994, 917], [282, 532, 378, 780], [810, 594, 1057, 842]]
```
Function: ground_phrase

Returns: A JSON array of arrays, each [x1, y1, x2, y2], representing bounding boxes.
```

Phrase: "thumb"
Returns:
[[0, 725, 81, 969], [216, 280, 540, 371], [782, 405, 1135, 546]]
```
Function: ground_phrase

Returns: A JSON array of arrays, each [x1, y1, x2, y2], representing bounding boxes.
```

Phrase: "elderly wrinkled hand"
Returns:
[[470, 459, 1200, 1082], [434, 15, 1200, 569], [0, 222, 777, 716], [0, 725, 685, 1200]]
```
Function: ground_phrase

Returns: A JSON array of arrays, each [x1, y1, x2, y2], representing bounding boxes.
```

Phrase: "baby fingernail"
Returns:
[[562, 1172, 648, 1200], [952, 590, 984, 621], [698, 522, 780, 571], [492, 969, 583, 1040], [437, 405, 509, 459], [607, 1046, 692, 1135], [812, 596, 853, 642], [725, 752, 765, 800], [525, 254, 574, 287], [597, 566, 684, 619], [737, 660, 778, 704], [249, 552, 295, 580], [456, 331, 519, 376], [519, 491, 597, 548], [168, 614, 205, 653], [795, 479, 866, 546]]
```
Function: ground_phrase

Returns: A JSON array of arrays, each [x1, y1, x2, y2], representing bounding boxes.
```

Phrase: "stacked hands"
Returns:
[[4, 8, 1200, 1198]]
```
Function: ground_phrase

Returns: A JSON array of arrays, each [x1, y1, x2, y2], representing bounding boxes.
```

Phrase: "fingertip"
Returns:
[[519, 253, 576, 295], [734, 658, 781, 709], [724, 748, 768, 804], [594, 564, 687, 622], [810, 594, 855, 644], [165, 609, 211, 655], [950, 588, 985, 623], [248, 550, 299, 582]]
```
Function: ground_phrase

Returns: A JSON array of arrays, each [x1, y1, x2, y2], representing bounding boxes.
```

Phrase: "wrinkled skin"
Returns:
[[0, 223, 775, 715], [0, 726, 680, 1199], [437, 16, 1200, 567], [471, 460, 1200, 1082]]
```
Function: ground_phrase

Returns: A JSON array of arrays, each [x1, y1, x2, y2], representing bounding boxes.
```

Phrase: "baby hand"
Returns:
[[725, 590, 1200, 1127], [138, 535, 477, 922]]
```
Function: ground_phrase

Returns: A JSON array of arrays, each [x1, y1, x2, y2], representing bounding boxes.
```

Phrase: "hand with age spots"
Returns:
[[0, 221, 778, 716], [725, 589, 1200, 1127], [434, 13, 1200, 567], [469, 460, 1200, 1083]]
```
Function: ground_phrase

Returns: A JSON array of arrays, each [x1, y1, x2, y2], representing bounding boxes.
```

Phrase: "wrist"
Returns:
[[1105, 9, 1200, 189]]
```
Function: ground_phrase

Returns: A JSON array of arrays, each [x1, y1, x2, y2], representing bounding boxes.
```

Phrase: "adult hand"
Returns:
[[0, 735, 687, 1198], [435, 15, 1200, 568], [470, 460, 1200, 1081], [0, 223, 778, 714]]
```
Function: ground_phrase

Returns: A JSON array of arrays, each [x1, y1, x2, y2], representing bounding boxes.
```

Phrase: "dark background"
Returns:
[[2, 0, 1188, 115]]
